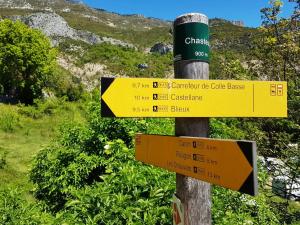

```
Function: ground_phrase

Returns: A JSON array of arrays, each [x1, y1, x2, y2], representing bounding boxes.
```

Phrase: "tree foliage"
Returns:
[[0, 19, 57, 104], [253, 0, 300, 82]]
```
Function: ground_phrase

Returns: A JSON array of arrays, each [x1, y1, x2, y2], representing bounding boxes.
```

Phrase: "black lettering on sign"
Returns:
[[194, 167, 205, 175], [193, 154, 205, 162]]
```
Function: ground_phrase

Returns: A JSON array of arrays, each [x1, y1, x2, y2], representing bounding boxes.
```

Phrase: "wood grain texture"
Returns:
[[174, 13, 211, 225]]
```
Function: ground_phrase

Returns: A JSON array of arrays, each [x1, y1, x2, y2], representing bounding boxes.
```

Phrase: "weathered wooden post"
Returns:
[[173, 13, 211, 225]]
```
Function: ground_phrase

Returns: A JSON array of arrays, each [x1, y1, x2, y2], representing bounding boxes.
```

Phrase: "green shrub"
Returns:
[[31, 138, 175, 224], [51, 65, 85, 101], [30, 102, 149, 212], [30, 143, 105, 212], [87, 102, 148, 147], [18, 98, 70, 119], [210, 118, 245, 139], [0, 188, 53, 224], [29, 101, 175, 223], [62, 141, 174, 225], [0, 108, 20, 132], [213, 187, 280, 225]]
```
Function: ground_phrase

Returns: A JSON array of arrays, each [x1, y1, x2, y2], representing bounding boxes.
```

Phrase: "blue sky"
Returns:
[[82, 0, 296, 27]]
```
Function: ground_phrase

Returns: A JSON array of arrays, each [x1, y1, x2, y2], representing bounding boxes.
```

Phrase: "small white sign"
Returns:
[[173, 194, 184, 225]]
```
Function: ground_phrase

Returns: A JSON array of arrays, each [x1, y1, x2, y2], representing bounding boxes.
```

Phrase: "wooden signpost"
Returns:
[[135, 134, 258, 196], [174, 13, 211, 225], [100, 12, 287, 225]]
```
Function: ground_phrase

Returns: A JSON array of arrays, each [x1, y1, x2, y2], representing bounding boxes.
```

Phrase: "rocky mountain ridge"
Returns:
[[9, 12, 135, 48], [0, 0, 170, 29], [1, 0, 253, 50], [0, 0, 175, 48], [0, 0, 74, 8], [0, 0, 256, 90]]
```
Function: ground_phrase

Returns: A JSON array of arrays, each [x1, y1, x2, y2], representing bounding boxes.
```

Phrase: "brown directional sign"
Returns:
[[135, 134, 258, 196]]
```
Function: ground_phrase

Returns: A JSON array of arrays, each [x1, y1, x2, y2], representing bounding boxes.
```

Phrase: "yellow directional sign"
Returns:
[[101, 77, 287, 117], [135, 134, 258, 196]]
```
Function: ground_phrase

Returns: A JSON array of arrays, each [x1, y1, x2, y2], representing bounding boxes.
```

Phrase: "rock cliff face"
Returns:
[[24, 13, 76, 39], [10, 12, 135, 48]]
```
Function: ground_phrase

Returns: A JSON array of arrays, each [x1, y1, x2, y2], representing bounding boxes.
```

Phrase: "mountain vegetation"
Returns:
[[0, 0, 299, 224]]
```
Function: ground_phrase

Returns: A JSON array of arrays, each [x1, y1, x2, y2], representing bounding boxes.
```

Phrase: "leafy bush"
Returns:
[[29, 101, 175, 223], [87, 102, 148, 147], [0, 188, 53, 224], [18, 98, 70, 119], [30, 102, 150, 212], [51, 65, 85, 101], [213, 187, 280, 225], [30, 124, 103, 212], [60, 140, 174, 225], [0, 107, 20, 132]]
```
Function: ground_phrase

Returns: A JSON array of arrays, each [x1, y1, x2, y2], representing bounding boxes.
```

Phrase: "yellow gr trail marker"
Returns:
[[135, 134, 258, 196], [101, 77, 287, 118]]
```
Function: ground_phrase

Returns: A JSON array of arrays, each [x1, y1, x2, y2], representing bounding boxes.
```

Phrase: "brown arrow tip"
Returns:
[[237, 141, 258, 196], [101, 77, 116, 117]]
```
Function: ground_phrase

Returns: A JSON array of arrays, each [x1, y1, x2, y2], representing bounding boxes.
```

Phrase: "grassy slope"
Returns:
[[0, 101, 85, 200], [59, 40, 173, 78], [210, 19, 256, 53]]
